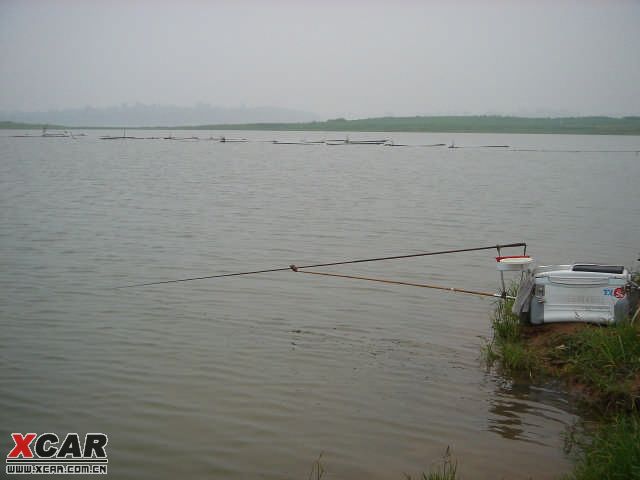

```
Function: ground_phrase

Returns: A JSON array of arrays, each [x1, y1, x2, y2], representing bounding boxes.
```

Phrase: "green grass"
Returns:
[[490, 287, 521, 343], [306, 449, 458, 480], [307, 452, 324, 480], [564, 414, 640, 480], [552, 321, 640, 410], [486, 280, 640, 479], [405, 447, 458, 480], [486, 281, 640, 409], [484, 284, 541, 375]]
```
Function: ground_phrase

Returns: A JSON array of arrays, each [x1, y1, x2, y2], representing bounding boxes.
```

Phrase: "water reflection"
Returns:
[[487, 374, 579, 446]]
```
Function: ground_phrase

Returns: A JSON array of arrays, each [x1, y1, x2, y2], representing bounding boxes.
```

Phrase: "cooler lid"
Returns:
[[536, 265, 630, 285], [572, 265, 625, 274]]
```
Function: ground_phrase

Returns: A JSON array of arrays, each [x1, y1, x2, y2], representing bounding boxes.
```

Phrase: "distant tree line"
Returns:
[[2, 116, 640, 135]]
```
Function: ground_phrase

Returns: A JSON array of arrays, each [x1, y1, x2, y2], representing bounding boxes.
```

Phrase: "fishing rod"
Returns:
[[288, 267, 515, 300], [118, 242, 526, 288]]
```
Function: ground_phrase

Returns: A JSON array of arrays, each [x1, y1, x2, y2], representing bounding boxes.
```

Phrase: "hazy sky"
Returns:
[[1, 0, 639, 118]]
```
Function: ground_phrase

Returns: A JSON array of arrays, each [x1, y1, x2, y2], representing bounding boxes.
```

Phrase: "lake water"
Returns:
[[1, 131, 639, 479]]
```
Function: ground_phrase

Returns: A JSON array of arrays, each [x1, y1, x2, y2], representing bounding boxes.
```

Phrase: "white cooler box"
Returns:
[[528, 264, 631, 324]]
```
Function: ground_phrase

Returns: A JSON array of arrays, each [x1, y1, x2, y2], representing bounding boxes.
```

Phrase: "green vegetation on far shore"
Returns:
[[194, 115, 640, 135], [0, 121, 66, 130], [3, 115, 640, 135]]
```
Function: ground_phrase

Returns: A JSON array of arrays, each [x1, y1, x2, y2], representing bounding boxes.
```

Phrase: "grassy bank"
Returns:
[[486, 282, 640, 479], [563, 414, 640, 480], [486, 287, 640, 410]]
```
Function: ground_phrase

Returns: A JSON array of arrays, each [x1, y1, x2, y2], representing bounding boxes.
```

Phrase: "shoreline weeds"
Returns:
[[486, 299, 640, 411], [485, 284, 640, 480]]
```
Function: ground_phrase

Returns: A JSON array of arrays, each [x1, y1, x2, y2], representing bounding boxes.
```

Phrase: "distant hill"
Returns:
[[0, 104, 320, 127]]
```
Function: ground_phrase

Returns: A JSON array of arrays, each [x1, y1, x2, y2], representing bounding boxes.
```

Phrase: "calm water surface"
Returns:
[[1, 131, 639, 479]]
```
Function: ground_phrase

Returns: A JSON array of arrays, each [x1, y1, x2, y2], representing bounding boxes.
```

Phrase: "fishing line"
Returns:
[[118, 242, 526, 288], [288, 267, 514, 299]]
